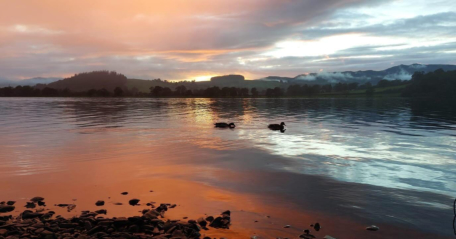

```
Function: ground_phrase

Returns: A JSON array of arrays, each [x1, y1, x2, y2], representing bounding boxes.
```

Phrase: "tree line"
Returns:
[[402, 69, 456, 98], [0, 80, 407, 98]]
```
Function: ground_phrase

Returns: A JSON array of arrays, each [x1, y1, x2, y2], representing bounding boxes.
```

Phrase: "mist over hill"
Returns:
[[2, 64, 455, 93], [284, 64, 456, 85]]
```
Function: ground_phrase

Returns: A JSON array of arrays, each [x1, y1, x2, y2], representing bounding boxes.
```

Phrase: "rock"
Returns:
[[197, 217, 207, 227], [67, 204, 76, 212], [324, 236, 337, 239], [156, 204, 168, 212], [366, 225, 379, 231], [113, 202, 123, 205], [129, 199, 140, 206], [87, 226, 102, 235], [128, 225, 139, 233], [222, 210, 231, 216], [113, 218, 128, 227], [314, 222, 321, 231], [205, 216, 214, 222], [144, 210, 160, 219], [95, 209, 107, 215], [0, 205, 15, 213], [121, 192, 128, 195], [25, 202, 36, 208], [169, 204, 177, 208], [95, 200, 104, 206], [84, 221, 92, 230], [37, 201, 46, 206], [284, 225, 291, 228], [21, 210, 44, 219], [60, 223, 78, 228], [6, 201, 15, 206], [299, 234, 316, 239], [30, 197, 45, 202]]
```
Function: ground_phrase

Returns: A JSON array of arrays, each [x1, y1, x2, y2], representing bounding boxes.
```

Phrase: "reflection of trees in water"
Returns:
[[409, 99, 456, 130], [58, 98, 455, 131], [61, 99, 130, 128]]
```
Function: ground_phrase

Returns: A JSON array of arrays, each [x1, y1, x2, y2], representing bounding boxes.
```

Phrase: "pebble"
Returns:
[[324, 236, 337, 239], [30, 197, 44, 202], [0, 205, 15, 213], [366, 225, 379, 231], [129, 199, 140, 206]]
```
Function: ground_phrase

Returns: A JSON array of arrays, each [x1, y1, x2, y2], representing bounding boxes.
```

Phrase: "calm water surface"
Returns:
[[0, 98, 455, 238]]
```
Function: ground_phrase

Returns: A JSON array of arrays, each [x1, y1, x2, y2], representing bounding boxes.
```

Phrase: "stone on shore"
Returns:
[[209, 210, 231, 229], [129, 199, 140, 206], [30, 197, 44, 202], [0, 205, 15, 213]]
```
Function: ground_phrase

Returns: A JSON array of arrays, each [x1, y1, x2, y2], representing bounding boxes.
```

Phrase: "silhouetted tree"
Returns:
[[114, 87, 123, 97], [251, 88, 258, 97]]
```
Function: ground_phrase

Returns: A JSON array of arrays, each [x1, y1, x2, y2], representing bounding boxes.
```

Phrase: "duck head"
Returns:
[[229, 123, 236, 128], [280, 122, 286, 126]]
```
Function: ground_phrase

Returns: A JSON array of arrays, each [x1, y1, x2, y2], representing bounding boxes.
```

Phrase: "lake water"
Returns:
[[0, 97, 455, 238]]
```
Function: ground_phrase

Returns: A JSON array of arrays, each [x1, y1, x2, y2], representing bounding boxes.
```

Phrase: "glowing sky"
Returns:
[[1, 0, 456, 81]]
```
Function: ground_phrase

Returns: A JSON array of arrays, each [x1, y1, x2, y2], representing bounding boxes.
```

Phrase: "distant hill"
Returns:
[[290, 64, 456, 85], [210, 75, 245, 83], [0, 77, 61, 87], [20, 77, 61, 85], [47, 71, 127, 92]]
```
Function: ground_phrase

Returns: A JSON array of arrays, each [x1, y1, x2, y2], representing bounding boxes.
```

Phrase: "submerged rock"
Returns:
[[95, 209, 107, 214], [6, 201, 15, 206], [95, 200, 105, 206], [324, 236, 337, 239], [314, 222, 321, 231], [128, 199, 140, 206], [0, 205, 15, 213], [25, 202, 36, 208], [366, 225, 379, 231], [30, 197, 44, 202]]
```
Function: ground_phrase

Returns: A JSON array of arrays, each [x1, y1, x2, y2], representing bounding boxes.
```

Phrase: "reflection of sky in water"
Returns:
[[1, 97, 455, 197]]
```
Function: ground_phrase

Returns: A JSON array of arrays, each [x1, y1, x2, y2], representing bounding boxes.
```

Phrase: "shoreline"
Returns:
[[0, 197, 233, 239]]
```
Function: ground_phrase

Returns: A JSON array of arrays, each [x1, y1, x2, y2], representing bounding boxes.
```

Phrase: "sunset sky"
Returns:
[[1, 0, 456, 81]]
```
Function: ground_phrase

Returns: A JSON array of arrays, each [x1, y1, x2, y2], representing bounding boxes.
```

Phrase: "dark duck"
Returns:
[[214, 122, 236, 128], [268, 122, 286, 130]]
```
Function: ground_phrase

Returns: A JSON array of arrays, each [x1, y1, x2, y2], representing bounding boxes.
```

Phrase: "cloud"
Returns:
[[0, 0, 455, 80], [8, 24, 63, 35]]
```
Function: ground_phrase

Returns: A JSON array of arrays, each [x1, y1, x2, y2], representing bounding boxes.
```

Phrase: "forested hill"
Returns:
[[46, 71, 127, 92], [402, 69, 456, 98]]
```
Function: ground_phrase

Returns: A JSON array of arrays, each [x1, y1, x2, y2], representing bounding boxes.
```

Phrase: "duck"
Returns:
[[214, 122, 236, 128], [268, 122, 286, 130]]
